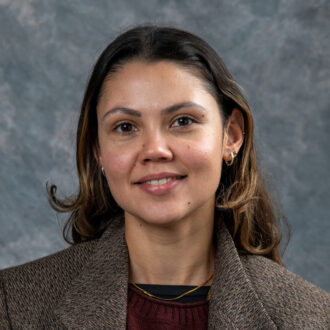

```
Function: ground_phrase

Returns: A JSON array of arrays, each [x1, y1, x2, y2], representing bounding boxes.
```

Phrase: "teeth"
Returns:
[[144, 177, 177, 185]]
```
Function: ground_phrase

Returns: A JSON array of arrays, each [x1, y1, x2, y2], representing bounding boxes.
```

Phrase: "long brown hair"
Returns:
[[48, 25, 289, 264]]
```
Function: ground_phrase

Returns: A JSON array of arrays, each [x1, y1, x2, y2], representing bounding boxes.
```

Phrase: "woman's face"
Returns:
[[96, 60, 225, 225]]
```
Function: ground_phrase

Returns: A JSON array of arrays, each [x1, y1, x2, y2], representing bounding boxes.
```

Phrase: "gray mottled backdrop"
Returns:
[[0, 0, 329, 291]]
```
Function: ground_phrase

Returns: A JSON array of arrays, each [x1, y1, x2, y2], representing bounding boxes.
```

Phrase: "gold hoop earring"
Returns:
[[225, 151, 237, 166]]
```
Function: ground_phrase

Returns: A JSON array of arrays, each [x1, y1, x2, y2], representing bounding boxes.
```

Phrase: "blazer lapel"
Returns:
[[208, 218, 277, 329], [53, 216, 129, 329], [52, 215, 276, 329]]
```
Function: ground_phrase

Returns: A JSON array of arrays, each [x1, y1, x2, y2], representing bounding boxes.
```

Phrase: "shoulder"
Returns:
[[0, 239, 97, 326], [0, 238, 97, 284], [241, 254, 330, 328]]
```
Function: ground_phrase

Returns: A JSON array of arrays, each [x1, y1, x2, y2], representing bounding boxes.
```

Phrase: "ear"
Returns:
[[93, 143, 103, 168], [222, 108, 245, 162]]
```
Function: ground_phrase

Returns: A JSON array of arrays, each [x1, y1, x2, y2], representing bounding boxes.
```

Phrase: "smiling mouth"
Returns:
[[137, 176, 186, 185]]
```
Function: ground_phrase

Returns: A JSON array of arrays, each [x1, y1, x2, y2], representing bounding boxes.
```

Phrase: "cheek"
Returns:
[[183, 133, 223, 178], [102, 147, 135, 185]]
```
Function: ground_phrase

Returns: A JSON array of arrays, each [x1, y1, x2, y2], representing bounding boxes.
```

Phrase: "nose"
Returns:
[[139, 132, 173, 163]]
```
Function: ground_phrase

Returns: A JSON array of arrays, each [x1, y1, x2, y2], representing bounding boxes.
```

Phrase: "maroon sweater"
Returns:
[[126, 284, 209, 329]]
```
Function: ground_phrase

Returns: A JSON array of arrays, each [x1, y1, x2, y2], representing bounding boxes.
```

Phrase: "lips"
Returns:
[[135, 173, 186, 185], [141, 177, 181, 185], [134, 172, 187, 195]]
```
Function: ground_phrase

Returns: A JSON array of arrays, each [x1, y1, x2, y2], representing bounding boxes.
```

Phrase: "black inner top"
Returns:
[[131, 284, 211, 304]]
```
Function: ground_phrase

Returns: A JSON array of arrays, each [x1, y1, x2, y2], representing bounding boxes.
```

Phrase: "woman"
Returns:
[[0, 25, 329, 329]]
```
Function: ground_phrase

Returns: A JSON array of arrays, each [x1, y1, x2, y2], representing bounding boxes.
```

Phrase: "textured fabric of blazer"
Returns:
[[0, 216, 329, 329]]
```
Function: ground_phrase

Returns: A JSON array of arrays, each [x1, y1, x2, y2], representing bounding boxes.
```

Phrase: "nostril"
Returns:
[[143, 156, 170, 163]]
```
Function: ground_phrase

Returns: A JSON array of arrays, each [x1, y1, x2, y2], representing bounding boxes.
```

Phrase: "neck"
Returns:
[[125, 207, 215, 286]]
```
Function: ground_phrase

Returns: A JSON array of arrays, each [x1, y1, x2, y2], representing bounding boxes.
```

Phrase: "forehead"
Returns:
[[97, 60, 219, 114]]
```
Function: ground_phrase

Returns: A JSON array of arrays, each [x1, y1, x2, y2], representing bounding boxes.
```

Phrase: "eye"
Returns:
[[171, 116, 195, 128], [114, 122, 137, 134]]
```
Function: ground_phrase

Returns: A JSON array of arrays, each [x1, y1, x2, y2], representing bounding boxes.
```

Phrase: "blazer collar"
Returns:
[[53, 216, 129, 329], [53, 216, 276, 329], [208, 218, 276, 329]]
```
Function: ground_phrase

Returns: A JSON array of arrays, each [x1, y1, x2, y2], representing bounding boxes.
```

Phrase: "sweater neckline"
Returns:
[[128, 283, 211, 305]]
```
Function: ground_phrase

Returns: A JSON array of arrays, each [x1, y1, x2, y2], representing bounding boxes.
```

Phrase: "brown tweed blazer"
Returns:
[[0, 217, 329, 329]]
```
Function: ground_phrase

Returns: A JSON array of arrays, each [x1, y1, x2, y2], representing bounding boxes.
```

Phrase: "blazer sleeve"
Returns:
[[0, 241, 97, 328], [242, 255, 330, 329], [0, 274, 11, 329]]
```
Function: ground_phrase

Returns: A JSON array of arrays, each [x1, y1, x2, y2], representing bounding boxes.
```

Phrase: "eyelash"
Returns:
[[113, 121, 137, 135], [171, 116, 196, 128], [112, 116, 196, 135]]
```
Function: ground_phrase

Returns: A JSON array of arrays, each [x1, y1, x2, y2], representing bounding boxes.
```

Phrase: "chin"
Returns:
[[125, 208, 189, 227]]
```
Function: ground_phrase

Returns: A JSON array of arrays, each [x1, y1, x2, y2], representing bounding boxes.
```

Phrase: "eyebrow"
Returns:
[[101, 102, 206, 122]]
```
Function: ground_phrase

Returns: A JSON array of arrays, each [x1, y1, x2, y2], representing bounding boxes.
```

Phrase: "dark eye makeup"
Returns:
[[111, 113, 199, 136], [171, 116, 195, 127], [113, 122, 137, 134]]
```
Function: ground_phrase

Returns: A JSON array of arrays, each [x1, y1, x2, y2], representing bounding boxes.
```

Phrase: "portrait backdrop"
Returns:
[[0, 0, 329, 291]]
